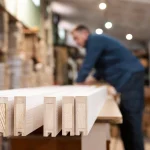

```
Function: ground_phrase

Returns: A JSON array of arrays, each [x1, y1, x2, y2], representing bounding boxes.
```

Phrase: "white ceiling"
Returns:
[[52, 0, 150, 41]]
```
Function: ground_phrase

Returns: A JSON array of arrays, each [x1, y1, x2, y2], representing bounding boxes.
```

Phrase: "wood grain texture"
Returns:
[[14, 97, 26, 136], [97, 96, 123, 124], [0, 97, 8, 136], [0, 97, 14, 137], [14, 87, 70, 136], [14, 95, 48, 136], [62, 86, 96, 136], [75, 86, 108, 136], [44, 86, 95, 137], [44, 97, 57, 137], [62, 96, 74, 136]]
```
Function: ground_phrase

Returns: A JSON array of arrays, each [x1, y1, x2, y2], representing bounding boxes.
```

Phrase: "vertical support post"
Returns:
[[82, 123, 109, 150]]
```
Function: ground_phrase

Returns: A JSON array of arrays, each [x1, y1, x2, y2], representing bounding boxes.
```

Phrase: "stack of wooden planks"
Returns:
[[0, 85, 109, 137]]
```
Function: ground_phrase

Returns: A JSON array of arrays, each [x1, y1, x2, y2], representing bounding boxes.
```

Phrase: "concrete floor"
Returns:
[[110, 138, 150, 150]]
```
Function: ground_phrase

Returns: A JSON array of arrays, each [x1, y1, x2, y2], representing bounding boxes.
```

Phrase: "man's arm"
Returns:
[[76, 39, 104, 83]]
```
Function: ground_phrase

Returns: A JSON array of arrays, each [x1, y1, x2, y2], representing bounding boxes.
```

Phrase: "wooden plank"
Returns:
[[14, 86, 79, 136], [62, 86, 96, 136], [0, 86, 83, 136], [0, 96, 15, 137], [62, 96, 74, 136], [44, 90, 66, 137], [0, 86, 65, 137], [14, 97, 26, 136], [0, 97, 8, 136], [44, 86, 96, 137], [75, 86, 108, 136], [97, 96, 123, 124]]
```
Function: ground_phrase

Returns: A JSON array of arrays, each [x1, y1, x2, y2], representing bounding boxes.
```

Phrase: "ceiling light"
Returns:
[[99, 3, 107, 10], [126, 34, 133, 40], [105, 22, 112, 29], [32, 0, 40, 6], [96, 28, 103, 34]]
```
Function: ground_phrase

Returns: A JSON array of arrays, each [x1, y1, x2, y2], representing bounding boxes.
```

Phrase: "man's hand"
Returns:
[[107, 85, 117, 96], [84, 76, 98, 85]]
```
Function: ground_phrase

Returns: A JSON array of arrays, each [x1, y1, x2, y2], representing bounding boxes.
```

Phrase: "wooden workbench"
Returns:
[[6, 97, 122, 150]]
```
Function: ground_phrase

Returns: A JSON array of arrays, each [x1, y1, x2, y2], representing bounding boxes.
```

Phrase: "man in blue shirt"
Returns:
[[72, 25, 145, 150]]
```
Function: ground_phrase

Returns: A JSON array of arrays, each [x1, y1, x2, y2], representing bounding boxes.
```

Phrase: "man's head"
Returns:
[[72, 25, 90, 47]]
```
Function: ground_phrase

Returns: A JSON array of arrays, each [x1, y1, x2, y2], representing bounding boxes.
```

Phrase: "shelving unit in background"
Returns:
[[132, 49, 149, 85], [0, 2, 54, 89], [54, 45, 84, 85]]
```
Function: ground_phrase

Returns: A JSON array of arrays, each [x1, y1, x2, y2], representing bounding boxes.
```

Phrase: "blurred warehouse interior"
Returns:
[[0, 0, 150, 147]]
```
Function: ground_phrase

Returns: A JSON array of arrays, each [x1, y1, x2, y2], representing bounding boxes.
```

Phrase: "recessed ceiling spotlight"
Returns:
[[96, 28, 103, 34], [126, 34, 133, 40], [105, 22, 112, 29], [99, 3, 107, 10]]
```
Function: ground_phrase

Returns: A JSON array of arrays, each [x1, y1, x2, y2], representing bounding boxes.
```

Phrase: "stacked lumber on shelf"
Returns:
[[0, 63, 6, 90], [0, 63, 10, 90], [8, 56, 23, 89], [24, 33, 37, 60], [36, 65, 53, 86], [0, 86, 109, 137], [7, 21, 26, 89], [0, 11, 8, 53], [22, 60, 37, 88], [8, 22, 25, 58]]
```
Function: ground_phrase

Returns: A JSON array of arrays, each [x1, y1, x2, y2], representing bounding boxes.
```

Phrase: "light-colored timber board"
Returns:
[[0, 85, 117, 137], [62, 86, 97, 136], [75, 86, 108, 136], [0, 97, 8, 136], [0, 86, 95, 137], [0, 87, 62, 137], [44, 86, 97, 137], [14, 88, 65, 136], [1, 86, 73, 137], [97, 96, 123, 124], [14, 86, 95, 136]]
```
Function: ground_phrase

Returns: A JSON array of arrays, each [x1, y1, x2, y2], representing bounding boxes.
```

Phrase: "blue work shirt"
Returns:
[[76, 34, 144, 92]]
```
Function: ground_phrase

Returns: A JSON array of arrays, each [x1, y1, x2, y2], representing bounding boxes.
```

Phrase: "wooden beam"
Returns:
[[0, 97, 8, 136], [75, 86, 108, 136], [62, 95, 74, 136], [97, 96, 123, 124], [62, 86, 96, 136], [44, 86, 96, 137], [0, 85, 122, 138], [14, 86, 75, 136], [0, 86, 63, 136]]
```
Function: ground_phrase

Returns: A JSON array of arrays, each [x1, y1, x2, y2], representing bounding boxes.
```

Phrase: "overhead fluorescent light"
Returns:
[[32, 0, 40, 6]]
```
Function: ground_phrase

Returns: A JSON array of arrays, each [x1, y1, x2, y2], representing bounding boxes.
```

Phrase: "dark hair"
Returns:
[[72, 24, 90, 33]]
